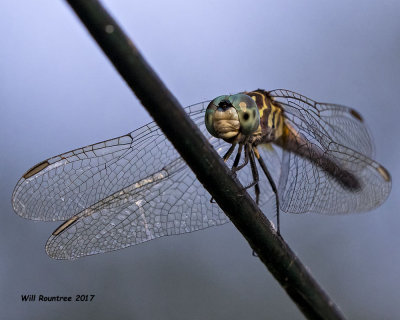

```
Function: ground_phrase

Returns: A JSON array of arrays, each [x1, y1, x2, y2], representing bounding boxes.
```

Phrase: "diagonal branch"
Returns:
[[65, 1, 346, 319]]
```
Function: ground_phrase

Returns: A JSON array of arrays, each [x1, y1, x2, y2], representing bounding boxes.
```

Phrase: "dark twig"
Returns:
[[64, 1, 346, 319]]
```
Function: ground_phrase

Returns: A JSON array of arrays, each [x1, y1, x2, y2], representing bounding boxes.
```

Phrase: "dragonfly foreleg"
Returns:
[[235, 147, 250, 172], [235, 144, 260, 204], [248, 146, 260, 205], [231, 143, 244, 174], [232, 140, 253, 174], [222, 143, 237, 162], [253, 146, 280, 234]]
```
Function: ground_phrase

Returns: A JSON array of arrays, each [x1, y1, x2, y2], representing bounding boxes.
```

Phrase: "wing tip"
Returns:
[[46, 233, 77, 260]]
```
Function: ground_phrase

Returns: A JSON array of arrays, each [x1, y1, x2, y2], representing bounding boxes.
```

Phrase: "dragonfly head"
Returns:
[[205, 94, 260, 141]]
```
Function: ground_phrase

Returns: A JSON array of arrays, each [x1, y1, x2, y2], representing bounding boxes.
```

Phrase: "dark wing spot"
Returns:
[[52, 216, 79, 236], [350, 109, 363, 122], [376, 165, 391, 182], [23, 160, 50, 179]]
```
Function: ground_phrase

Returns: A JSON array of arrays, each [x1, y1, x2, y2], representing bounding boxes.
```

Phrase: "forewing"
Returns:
[[269, 89, 374, 156], [12, 102, 210, 221], [269, 89, 391, 214]]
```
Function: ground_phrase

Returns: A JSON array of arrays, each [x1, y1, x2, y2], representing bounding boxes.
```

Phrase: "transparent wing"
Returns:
[[12, 101, 280, 259], [45, 143, 280, 259], [269, 89, 391, 214], [45, 156, 229, 259], [269, 89, 374, 156], [12, 102, 211, 221]]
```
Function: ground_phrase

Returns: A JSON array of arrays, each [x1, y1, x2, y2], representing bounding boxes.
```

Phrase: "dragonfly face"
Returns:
[[205, 94, 260, 141], [11, 89, 391, 259]]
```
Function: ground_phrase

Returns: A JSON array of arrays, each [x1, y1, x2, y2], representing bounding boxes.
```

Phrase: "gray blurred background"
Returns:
[[1, 0, 399, 319]]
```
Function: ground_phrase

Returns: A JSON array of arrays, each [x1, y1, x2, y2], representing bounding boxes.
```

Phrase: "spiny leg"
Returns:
[[248, 146, 260, 205], [248, 147, 261, 257], [235, 145, 250, 173], [231, 143, 261, 199], [231, 143, 244, 173], [253, 146, 280, 234], [222, 143, 237, 162], [237, 144, 257, 189], [235, 144, 260, 204]]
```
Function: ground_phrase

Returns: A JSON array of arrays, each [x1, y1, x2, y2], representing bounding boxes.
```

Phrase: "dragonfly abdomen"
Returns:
[[312, 151, 361, 191], [277, 123, 361, 192]]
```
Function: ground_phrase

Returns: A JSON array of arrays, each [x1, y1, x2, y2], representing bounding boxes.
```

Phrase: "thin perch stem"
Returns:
[[65, 1, 346, 319]]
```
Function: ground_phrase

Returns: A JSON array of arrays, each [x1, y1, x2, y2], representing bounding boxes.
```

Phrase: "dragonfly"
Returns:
[[12, 89, 391, 259]]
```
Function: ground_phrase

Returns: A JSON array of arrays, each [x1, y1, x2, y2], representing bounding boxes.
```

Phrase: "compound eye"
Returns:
[[229, 94, 260, 136], [205, 95, 229, 137]]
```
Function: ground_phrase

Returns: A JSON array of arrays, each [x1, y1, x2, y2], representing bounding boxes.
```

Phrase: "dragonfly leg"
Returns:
[[253, 146, 280, 234], [222, 143, 237, 162], [248, 146, 260, 205], [249, 148, 260, 258], [236, 144, 260, 204], [230, 143, 244, 175], [233, 142, 253, 174], [230, 136, 252, 174]]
